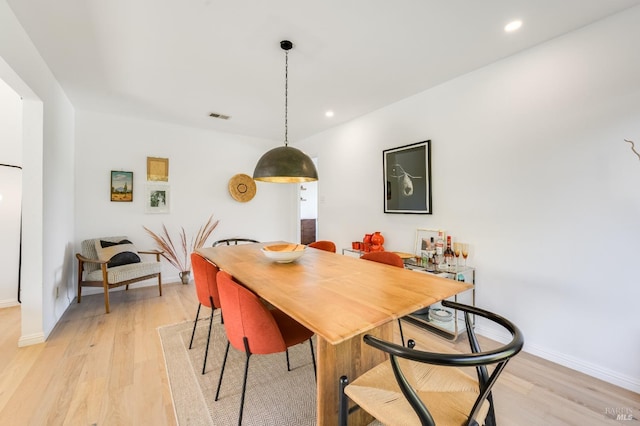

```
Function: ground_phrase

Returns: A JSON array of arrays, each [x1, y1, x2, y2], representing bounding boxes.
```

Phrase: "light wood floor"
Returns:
[[0, 283, 637, 425]]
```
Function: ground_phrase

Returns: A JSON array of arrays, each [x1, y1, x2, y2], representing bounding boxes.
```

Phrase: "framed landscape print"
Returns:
[[383, 140, 431, 214], [145, 184, 170, 213], [110, 171, 133, 202]]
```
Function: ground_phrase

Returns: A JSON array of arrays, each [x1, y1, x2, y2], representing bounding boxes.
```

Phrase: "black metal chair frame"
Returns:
[[188, 293, 222, 374], [212, 238, 259, 247], [215, 336, 317, 425], [339, 300, 524, 426]]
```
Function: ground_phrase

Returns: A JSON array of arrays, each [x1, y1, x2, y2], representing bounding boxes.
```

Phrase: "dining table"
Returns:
[[197, 242, 472, 425]]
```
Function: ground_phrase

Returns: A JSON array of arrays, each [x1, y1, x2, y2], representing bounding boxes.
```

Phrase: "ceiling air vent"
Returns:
[[209, 112, 231, 120]]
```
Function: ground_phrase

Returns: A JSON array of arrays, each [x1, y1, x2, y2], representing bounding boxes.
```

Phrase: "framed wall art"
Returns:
[[145, 184, 170, 214], [383, 140, 431, 214], [414, 228, 442, 257], [147, 157, 169, 182], [110, 171, 133, 202]]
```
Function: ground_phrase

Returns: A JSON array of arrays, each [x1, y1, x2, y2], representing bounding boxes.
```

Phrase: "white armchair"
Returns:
[[76, 236, 162, 313]]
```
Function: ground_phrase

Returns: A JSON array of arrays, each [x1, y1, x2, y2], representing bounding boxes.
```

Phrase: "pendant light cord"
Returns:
[[284, 49, 289, 147]]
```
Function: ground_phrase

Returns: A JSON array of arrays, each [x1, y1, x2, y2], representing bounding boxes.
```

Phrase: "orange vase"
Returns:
[[371, 231, 384, 246], [363, 234, 373, 252]]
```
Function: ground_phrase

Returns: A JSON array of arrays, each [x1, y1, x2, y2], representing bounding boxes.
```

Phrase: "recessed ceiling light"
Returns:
[[325, 110, 334, 118], [504, 20, 522, 33]]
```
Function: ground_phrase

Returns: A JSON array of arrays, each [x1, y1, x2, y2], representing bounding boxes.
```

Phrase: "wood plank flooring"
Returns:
[[0, 283, 637, 425]]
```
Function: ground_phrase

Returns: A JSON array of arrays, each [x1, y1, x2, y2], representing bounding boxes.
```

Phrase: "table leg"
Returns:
[[316, 322, 392, 425]]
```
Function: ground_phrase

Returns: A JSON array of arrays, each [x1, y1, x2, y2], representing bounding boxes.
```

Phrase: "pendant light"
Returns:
[[253, 40, 318, 183]]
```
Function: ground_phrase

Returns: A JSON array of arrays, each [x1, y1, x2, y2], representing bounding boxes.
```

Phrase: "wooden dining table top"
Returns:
[[197, 242, 471, 346]]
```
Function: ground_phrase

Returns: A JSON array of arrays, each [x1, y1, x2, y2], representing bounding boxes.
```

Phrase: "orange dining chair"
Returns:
[[308, 240, 337, 253], [189, 252, 221, 374], [360, 251, 408, 345], [360, 251, 405, 268], [215, 270, 316, 425]]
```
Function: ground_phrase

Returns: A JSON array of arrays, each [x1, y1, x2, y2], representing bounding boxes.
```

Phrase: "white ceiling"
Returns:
[[7, 0, 640, 142]]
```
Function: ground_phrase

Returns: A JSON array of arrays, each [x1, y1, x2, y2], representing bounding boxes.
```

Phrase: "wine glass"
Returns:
[[461, 243, 469, 266], [453, 242, 461, 267]]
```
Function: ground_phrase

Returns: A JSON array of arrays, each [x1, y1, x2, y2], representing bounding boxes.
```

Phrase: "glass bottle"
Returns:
[[428, 237, 436, 269], [435, 231, 445, 268], [444, 235, 454, 270]]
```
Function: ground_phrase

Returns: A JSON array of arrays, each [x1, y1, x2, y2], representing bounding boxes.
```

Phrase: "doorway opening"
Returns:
[[1, 55, 45, 347], [299, 158, 318, 245]]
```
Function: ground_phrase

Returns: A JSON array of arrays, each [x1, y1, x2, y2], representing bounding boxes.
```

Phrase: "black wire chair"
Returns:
[[212, 238, 259, 247], [339, 300, 524, 426]]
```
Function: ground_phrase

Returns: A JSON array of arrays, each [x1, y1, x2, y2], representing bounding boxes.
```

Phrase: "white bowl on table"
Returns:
[[261, 244, 306, 263]]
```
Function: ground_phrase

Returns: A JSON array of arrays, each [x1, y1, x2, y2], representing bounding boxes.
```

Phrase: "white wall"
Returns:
[[299, 7, 640, 392], [0, 78, 22, 306], [1, 0, 75, 344], [75, 110, 297, 286], [0, 77, 21, 162]]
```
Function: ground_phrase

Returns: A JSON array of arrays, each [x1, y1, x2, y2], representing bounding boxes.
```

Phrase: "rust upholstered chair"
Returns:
[[360, 251, 405, 268], [339, 301, 524, 426], [308, 240, 337, 253], [214, 270, 316, 425], [189, 252, 221, 374], [76, 236, 162, 313], [360, 251, 407, 345]]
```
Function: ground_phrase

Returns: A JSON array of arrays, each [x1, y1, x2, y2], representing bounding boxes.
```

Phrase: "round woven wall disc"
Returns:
[[228, 173, 257, 202]]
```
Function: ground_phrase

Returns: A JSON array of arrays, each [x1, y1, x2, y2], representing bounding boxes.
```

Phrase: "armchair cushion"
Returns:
[[85, 261, 161, 284], [95, 239, 141, 268], [81, 236, 128, 274]]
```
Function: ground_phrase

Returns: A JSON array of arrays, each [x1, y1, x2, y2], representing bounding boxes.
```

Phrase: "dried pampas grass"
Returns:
[[144, 214, 219, 272]]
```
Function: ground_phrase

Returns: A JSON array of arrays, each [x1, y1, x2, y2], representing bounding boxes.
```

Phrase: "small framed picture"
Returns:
[[145, 184, 170, 213], [110, 171, 133, 202], [147, 157, 169, 182], [414, 228, 442, 257], [383, 140, 432, 214]]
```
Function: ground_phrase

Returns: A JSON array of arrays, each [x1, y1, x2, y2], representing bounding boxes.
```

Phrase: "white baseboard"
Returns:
[[0, 299, 20, 308], [18, 332, 45, 347], [475, 324, 640, 394]]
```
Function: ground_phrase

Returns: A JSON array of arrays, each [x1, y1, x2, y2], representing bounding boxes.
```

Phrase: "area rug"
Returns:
[[158, 314, 317, 426]]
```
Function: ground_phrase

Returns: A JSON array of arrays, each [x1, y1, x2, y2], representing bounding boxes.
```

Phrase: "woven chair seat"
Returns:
[[346, 358, 490, 426]]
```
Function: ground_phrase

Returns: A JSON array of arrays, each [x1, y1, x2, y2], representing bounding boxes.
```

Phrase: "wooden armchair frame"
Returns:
[[76, 245, 163, 313]]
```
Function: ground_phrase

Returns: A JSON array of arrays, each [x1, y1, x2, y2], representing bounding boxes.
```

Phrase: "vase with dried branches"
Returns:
[[144, 214, 219, 284]]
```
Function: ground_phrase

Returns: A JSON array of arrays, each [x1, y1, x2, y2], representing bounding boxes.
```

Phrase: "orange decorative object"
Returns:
[[371, 231, 384, 246], [363, 233, 373, 252]]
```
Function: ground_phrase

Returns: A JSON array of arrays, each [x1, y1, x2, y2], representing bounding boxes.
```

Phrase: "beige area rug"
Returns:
[[158, 314, 317, 425]]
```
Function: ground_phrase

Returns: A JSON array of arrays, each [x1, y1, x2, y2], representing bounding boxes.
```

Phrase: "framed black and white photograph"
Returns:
[[383, 140, 431, 214], [145, 184, 170, 214]]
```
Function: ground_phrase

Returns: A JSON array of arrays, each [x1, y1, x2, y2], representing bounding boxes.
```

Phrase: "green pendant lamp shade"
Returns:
[[253, 40, 318, 183], [253, 146, 318, 183]]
